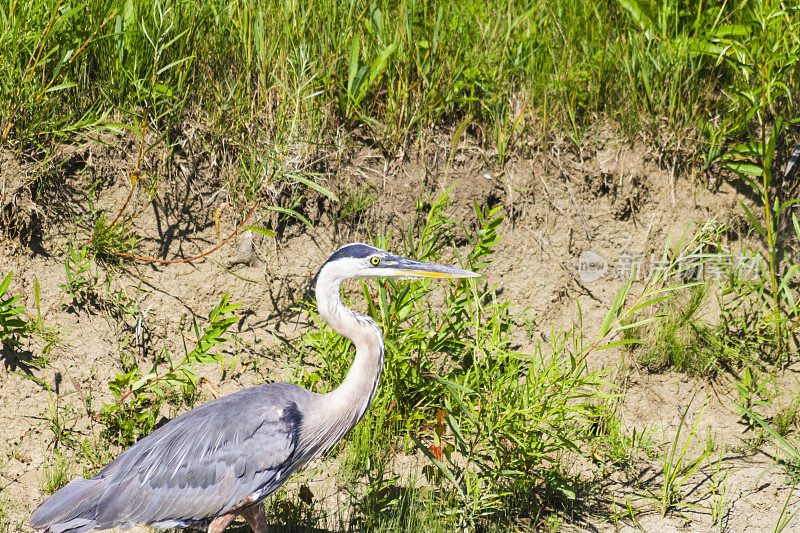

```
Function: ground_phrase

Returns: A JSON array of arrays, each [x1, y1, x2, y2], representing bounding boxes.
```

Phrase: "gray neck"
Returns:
[[300, 271, 385, 456]]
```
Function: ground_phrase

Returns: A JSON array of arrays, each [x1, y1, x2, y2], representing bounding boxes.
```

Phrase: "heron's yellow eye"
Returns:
[[370, 256, 380, 266]]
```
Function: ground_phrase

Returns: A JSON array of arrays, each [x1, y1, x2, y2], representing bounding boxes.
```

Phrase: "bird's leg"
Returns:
[[208, 512, 237, 533], [239, 505, 269, 533]]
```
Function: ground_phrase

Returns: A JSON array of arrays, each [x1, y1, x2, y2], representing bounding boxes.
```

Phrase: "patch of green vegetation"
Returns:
[[3, 0, 797, 164], [0, 271, 56, 372], [735, 366, 772, 419], [597, 412, 658, 477], [337, 186, 376, 223], [0, 271, 31, 352], [634, 283, 719, 376], [774, 386, 800, 438], [58, 243, 143, 323], [703, 448, 733, 531], [253, 475, 461, 533], [625, 215, 800, 379], [88, 212, 141, 264], [98, 294, 240, 447], [59, 245, 100, 312], [0, 493, 12, 533], [41, 450, 71, 496], [657, 397, 711, 516]]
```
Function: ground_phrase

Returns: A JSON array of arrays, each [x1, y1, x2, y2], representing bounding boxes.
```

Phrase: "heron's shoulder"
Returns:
[[183, 382, 313, 410], [220, 382, 315, 406], [232, 383, 310, 426]]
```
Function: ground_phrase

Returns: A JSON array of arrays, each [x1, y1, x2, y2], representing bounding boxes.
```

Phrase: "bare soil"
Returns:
[[1, 128, 798, 532]]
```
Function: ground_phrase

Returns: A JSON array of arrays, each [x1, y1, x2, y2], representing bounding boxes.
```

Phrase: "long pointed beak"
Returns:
[[389, 257, 480, 279]]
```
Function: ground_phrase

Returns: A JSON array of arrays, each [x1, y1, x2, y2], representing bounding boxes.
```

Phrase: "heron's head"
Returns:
[[315, 243, 480, 283], [296, 244, 478, 327]]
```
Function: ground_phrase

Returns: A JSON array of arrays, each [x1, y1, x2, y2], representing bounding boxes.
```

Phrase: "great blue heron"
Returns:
[[31, 243, 478, 533]]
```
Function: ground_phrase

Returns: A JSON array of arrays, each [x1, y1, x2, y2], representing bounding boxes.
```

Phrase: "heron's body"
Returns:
[[31, 243, 476, 533]]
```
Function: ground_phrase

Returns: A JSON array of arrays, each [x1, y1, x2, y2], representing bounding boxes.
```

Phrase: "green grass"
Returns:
[[703, 448, 733, 531], [0, 494, 12, 533], [2, 0, 798, 161], [88, 211, 141, 264], [337, 186, 377, 224], [657, 396, 710, 516], [99, 293, 241, 446], [633, 283, 718, 375], [0, 271, 31, 352], [622, 216, 800, 378], [253, 474, 476, 533], [41, 450, 71, 496]]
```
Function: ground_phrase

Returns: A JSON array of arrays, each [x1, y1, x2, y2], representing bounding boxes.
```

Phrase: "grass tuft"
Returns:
[[88, 213, 141, 264]]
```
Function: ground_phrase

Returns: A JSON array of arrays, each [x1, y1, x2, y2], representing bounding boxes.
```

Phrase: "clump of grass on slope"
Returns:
[[634, 283, 720, 376], [89, 212, 141, 264]]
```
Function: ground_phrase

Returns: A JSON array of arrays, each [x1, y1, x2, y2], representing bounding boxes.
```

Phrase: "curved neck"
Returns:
[[302, 271, 385, 454]]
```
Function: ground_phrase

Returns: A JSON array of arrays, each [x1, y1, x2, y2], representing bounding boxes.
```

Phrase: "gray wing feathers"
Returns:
[[30, 477, 103, 533], [31, 383, 308, 532]]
